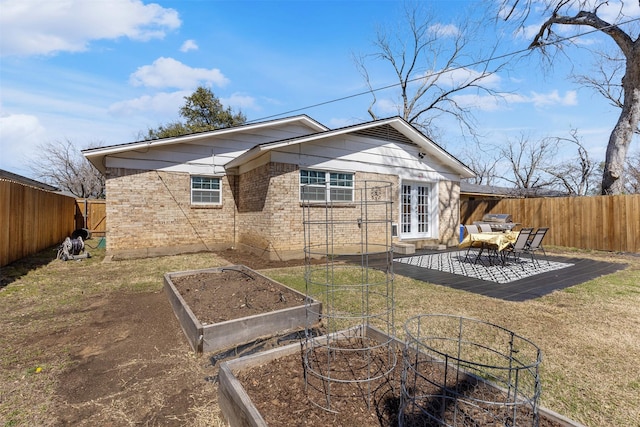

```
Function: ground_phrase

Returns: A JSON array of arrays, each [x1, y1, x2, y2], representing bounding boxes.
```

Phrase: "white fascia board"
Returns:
[[386, 120, 475, 179], [225, 117, 403, 169], [225, 116, 475, 179]]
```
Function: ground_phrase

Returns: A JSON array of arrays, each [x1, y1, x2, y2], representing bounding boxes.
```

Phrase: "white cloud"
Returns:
[[449, 92, 529, 112], [222, 93, 258, 111], [428, 23, 460, 38], [597, 1, 640, 25], [129, 57, 229, 89], [450, 94, 503, 112], [374, 98, 401, 116], [421, 68, 502, 89], [451, 89, 576, 111], [514, 1, 640, 43], [0, 0, 180, 57], [180, 39, 198, 52], [516, 23, 543, 41], [501, 93, 529, 104], [530, 90, 577, 107], [108, 90, 190, 117], [110, 91, 260, 120], [0, 113, 46, 173]]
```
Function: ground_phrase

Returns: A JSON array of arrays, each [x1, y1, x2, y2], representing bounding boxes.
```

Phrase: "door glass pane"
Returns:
[[417, 186, 429, 233], [402, 184, 411, 233]]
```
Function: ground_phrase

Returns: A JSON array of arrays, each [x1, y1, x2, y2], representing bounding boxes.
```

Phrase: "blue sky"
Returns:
[[1, 0, 638, 179]]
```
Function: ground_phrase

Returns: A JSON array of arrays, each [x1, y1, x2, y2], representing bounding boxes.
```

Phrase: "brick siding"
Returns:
[[105, 168, 235, 257], [104, 165, 459, 259]]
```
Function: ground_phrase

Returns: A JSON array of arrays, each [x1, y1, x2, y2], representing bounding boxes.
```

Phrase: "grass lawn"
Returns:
[[1, 246, 638, 426]]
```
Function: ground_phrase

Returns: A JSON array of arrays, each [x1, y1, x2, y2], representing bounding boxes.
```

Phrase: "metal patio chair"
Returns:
[[462, 224, 481, 263], [502, 228, 534, 269], [478, 223, 493, 233], [526, 227, 550, 267]]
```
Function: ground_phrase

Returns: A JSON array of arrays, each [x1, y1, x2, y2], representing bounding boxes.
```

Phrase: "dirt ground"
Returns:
[[3, 245, 638, 426], [38, 248, 563, 427], [236, 344, 565, 427], [169, 267, 307, 324], [49, 249, 309, 426]]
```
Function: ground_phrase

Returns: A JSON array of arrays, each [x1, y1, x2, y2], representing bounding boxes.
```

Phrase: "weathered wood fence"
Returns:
[[461, 194, 640, 253], [75, 199, 106, 237], [0, 179, 76, 267]]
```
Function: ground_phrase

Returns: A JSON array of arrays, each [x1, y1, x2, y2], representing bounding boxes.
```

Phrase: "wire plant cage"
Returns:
[[302, 180, 397, 413], [400, 314, 543, 426]]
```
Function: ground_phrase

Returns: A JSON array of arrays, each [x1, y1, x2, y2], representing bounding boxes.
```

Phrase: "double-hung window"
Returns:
[[191, 176, 221, 205], [300, 170, 353, 202]]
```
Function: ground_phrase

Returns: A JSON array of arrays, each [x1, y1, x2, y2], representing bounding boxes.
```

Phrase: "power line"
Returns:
[[246, 16, 640, 124]]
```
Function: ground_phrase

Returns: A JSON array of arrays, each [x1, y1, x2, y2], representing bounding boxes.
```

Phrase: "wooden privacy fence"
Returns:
[[75, 199, 106, 237], [461, 194, 640, 253], [1, 179, 76, 267]]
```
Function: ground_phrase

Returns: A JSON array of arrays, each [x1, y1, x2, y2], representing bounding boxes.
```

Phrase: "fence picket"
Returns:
[[1, 180, 76, 267], [461, 194, 640, 253]]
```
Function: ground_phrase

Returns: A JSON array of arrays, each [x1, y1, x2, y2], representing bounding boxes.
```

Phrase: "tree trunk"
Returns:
[[602, 43, 640, 195]]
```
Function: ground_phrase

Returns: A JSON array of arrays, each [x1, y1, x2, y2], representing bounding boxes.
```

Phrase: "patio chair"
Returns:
[[465, 224, 480, 235], [478, 223, 493, 233], [526, 227, 550, 267], [462, 224, 481, 263], [502, 228, 534, 269]]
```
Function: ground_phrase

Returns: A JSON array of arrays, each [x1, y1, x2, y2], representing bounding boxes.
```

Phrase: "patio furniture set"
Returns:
[[460, 224, 549, 268]]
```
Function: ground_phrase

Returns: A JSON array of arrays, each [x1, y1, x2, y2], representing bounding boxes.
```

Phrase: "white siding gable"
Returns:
[[98, 121, 323, 175], [269, 134, 461, 181]]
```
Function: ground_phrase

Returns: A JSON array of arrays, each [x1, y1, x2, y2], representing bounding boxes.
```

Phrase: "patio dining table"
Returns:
[[459, 231, 519, 264]]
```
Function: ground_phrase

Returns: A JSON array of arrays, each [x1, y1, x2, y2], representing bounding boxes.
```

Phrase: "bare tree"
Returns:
[[624, 151, 640, 193], [29, 139, 105, 198], [499, 0, 640, 195], [544, 130, 598, 195], [499, 133, 559, 196], [573, 49, 627, 110], [459, 145, 500, 185], [354, 3, 508, 140]]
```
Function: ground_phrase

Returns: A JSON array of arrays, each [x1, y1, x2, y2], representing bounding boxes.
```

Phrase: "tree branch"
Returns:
[[530, 10, 635, 56]]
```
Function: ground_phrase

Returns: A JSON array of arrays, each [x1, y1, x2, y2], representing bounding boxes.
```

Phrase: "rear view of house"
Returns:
[[83, 115, 474, 260]]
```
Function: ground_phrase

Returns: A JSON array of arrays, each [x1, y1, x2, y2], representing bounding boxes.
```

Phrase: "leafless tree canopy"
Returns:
[[458, 142, 501, 186], [499, 133, 560, 196], [498, 0, 640, 195], [354, 3, 508, 141], [624, 151, 640, 193], [544, 130, 599, 195], [29, 139, 105, 199]]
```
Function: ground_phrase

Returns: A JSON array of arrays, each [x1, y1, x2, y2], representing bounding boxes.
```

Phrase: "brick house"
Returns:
[[83, 115, 475, 260]]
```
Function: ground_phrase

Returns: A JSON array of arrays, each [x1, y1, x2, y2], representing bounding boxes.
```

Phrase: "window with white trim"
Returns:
[[191, 176, 221, 205], [300, 170, 354, 202]]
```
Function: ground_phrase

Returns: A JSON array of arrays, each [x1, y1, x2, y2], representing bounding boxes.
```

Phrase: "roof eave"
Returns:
[[226, 117, 475, 178], [83, 115, 328, 175]]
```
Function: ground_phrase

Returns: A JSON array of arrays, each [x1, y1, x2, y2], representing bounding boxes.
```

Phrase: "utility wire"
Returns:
[[246, 16, 640, 124]]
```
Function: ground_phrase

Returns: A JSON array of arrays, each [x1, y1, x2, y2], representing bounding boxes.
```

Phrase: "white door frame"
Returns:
[[399, 180, 435, 239]]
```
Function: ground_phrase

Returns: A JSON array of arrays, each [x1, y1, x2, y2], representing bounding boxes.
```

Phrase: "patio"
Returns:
[[391, 250, 627, 302]]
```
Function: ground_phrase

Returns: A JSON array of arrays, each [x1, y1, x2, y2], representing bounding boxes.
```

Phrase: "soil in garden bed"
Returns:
[[169, 267, 308, 324], [235, 339, 566, 427]]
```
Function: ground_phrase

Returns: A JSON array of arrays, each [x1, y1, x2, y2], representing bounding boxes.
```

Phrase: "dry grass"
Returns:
[[0, 247, 228, 427], [1, 246, 638, 426], [266, 249, 640, 427]]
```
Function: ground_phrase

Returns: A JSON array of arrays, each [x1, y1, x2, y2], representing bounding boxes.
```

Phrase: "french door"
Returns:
[[400, 181, 431, 238]]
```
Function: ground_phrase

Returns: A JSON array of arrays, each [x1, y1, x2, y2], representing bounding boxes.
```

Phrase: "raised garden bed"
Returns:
[[164, 265, 322, 354], [218, 326, 587, 427]]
